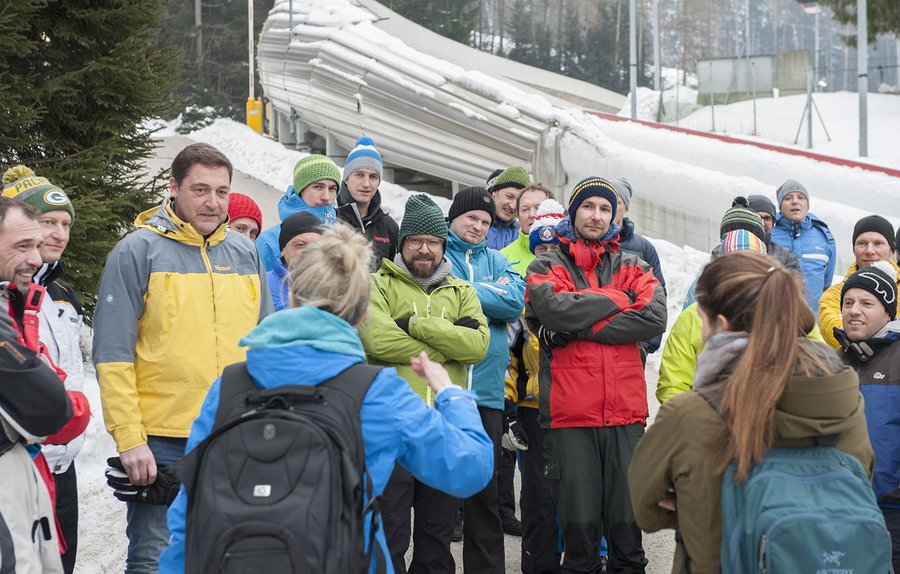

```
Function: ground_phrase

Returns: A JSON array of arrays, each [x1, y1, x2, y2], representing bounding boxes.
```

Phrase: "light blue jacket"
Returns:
[[445, 230, 525, 409], [770, 212, 836, 311], [159, 306, 493, 574], [265, 256, 290, 311], [256, 185, 336, 272]]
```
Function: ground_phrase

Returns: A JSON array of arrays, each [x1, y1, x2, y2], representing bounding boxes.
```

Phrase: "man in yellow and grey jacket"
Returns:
[[92, 143, 272, 574]]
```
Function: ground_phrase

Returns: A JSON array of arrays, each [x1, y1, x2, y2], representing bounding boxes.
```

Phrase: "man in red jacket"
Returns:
[[0, 196, 90, 559], [525, 177, 666, 573]]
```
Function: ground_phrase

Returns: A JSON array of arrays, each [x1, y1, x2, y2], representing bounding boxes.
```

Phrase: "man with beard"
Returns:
[[526, 177, 667, 573], [359, 194, 490, 574]]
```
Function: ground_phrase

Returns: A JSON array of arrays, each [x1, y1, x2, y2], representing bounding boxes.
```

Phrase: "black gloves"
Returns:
[[395, 317, 411, 334], [454, 316, 481, 330], [501, 400, 529, 451], [537, 325, 572, 349], [105, 457, 181, 506]]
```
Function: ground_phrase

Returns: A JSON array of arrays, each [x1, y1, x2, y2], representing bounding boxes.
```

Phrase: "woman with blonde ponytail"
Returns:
[[627, 251, 875, 574], [160, 223, 494, 574]]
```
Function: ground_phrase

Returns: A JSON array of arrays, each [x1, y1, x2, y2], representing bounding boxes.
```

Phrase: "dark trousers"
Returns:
[[498, 447, 517, 519], [883, 507, 900, 572], [380, 464, 460, 574], [544, 425, 647, 574], [54, 463, 78, 574], [519, 408, 561, 574], [463, 406, 506, 573]]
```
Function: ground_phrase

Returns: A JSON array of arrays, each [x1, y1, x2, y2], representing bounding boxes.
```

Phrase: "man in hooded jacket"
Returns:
[[526, 177, 667, 573]]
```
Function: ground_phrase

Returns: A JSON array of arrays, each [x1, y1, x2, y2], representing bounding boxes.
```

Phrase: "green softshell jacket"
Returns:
[[359, 258, 490, 404]]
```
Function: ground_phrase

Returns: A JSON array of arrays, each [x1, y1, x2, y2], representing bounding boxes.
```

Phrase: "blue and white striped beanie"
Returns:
[[344, 136, 383, 180]]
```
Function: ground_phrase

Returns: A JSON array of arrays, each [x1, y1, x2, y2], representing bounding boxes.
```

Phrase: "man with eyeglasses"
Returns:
[[359, 193, 491, 574]]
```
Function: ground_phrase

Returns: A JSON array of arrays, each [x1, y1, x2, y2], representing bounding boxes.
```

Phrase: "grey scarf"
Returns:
[[393, 253, 453, 293]]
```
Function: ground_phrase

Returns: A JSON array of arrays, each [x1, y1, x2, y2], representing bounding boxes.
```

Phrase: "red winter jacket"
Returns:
[[524, 235, 667, 429]]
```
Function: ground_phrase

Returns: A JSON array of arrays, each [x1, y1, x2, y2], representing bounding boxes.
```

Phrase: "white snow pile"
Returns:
[[190, 119, 451, 220]]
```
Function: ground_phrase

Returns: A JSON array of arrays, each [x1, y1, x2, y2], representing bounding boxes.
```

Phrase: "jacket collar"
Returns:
[[337, 181, 384, 225], [447, 230, 487, 257], [135, 199, 227, 247], [277, 185, 336, 224], [34, 261, 63, 287], [619, 218, 636, 241]]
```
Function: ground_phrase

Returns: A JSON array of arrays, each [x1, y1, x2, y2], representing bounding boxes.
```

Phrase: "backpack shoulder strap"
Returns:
[[213, 362, 257, 429], [321, 363, 382, 408]]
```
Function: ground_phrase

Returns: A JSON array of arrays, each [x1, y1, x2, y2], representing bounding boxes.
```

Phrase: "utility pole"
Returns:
[[814, 7, 820, 88], [629, 0, 637, 119], [195, 0, 203, 71], [248, 0, 254, 100], [858, 0, 868, 156], [652, 0, 660, 92]]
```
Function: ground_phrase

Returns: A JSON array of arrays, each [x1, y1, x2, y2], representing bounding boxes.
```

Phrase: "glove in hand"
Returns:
[[453, 316, 481, 330], [395, 317, 411, 334], [105, 457, 180, 506], [502, 419, 530, 451], [537, 326, 572, 349]]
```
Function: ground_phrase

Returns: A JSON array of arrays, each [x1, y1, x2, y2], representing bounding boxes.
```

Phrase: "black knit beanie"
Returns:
[[841, 261, 898, 318], [852, 215, 895, 250], [279, 212, 324, 251], [720, 197, 766, 242], [747, 195, 776, 220], [448, 186, 495, 224]]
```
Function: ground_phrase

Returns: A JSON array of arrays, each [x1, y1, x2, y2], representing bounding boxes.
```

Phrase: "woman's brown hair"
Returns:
[[694, 251, 827, 481]]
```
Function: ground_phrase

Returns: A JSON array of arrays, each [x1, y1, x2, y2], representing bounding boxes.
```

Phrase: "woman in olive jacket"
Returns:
[[628, 251, 874, 574]]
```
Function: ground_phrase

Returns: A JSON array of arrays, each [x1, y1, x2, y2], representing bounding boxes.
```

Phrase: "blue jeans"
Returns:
[[124, 436, 186, 574]]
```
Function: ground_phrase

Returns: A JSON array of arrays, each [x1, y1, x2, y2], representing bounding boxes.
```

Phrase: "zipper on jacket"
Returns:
[[201, 240, 221, 372], [466, 250, 475, 282], [247, 276, 257, 300]]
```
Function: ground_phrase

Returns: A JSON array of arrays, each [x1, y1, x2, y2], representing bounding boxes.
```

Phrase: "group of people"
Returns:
[[1, 133, 897, 574]]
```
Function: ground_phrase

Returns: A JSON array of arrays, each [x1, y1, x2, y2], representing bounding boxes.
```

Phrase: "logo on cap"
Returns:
[[44, 190, 69, 206], [539, 227, 556, 241]]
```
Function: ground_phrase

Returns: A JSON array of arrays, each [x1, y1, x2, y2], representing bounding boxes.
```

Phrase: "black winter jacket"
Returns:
[[336, 184, 400, 271]]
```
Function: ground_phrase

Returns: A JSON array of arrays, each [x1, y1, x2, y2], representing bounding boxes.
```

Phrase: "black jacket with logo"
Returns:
[[336, 184, 399, 270]]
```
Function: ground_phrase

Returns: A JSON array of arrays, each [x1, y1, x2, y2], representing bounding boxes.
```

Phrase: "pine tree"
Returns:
[[0, 0, 178, 318], [163, 0, 271, 118], [812, 0, 898, 44]]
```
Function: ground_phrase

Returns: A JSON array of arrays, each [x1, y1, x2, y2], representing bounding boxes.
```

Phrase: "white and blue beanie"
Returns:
[[344, 136, 383, 180], [529, 199, 566, 254]]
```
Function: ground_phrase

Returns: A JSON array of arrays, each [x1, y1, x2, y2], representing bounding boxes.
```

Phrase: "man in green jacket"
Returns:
[[359, 193, 490, 574]]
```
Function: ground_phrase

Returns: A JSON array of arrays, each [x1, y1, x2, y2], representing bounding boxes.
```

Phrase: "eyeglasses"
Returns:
[[406, 237, 444, 250]]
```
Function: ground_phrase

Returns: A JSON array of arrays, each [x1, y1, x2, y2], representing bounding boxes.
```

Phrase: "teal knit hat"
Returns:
[[488, 165, 530, 193], [2, 165, 75, 221], [399, 194, 448, 245], [292, 155, 341, 195]]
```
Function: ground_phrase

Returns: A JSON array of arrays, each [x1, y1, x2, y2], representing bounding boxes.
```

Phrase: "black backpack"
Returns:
[[179, 362, 386, 574]]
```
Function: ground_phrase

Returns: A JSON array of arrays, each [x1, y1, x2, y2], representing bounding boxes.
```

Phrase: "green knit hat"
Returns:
[[2, 165, 75, 221], [292, 154, 341, 196], [399, 194, 448, 245], [488, 165, 530, 193]]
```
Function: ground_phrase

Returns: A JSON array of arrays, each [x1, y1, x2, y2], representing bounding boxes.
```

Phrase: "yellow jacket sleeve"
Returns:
[[818, 282, 844, 348], [656, 304, 703, 405]]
